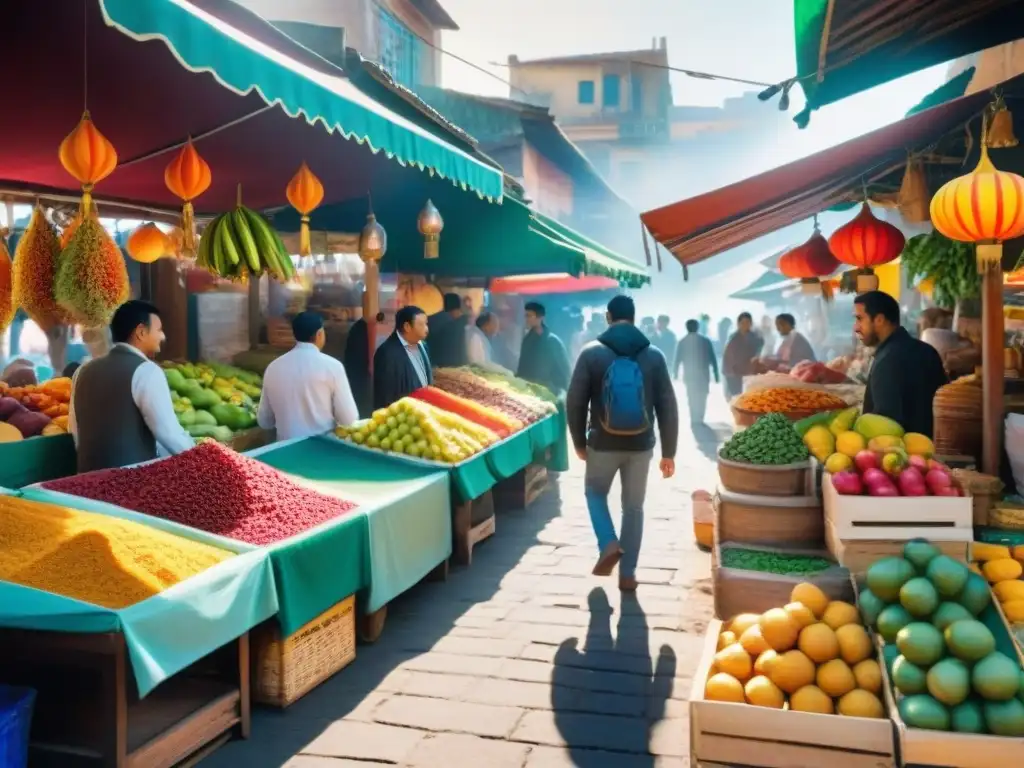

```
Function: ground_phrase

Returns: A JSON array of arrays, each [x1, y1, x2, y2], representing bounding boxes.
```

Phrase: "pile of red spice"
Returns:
[[43, 442, 358, 546]]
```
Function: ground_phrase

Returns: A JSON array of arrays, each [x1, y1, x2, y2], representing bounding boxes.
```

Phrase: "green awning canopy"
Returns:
[[272, 185, 648, 287], [100, 0, 503, 201], [729, 270, 791, 300], [792, 0, 1023, 126], [905, 67, 976, 117]]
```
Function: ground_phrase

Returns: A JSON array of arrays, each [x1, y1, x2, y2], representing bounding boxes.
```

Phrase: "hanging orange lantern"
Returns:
[[778, 218, 839, 296], [828, 202, 905, 291], [286, 162, 324, 258], [126, 223, 172, 264], [58, 110, 117, 215], [930, 136, 1024, 271], [164, 139, 212, 259], [417, 199, 444, 259]]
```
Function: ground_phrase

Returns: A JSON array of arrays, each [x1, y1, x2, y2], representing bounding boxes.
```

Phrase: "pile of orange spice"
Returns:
[[736, 387, 847, 414], [0, 495, 233, 610]]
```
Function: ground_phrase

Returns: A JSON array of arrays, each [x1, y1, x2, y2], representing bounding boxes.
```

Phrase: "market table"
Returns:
[[0, 434, 76, 489]]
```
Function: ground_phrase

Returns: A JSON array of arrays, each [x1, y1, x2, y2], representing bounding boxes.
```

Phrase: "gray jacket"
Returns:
[[567, 323, 679, 458]]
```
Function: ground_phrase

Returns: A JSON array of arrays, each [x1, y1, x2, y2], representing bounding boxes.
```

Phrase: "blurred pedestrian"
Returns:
[[652, 315, 677, 370], [676, 319, 719, 425], [722, 312, 763, 400], [517, 302, 571, 395]]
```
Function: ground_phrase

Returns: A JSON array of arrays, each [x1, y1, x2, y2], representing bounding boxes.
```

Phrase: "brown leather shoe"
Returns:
[[592, 542, 623, 576], [619, 576, 638, 592]]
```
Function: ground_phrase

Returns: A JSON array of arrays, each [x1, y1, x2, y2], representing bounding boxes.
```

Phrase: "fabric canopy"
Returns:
[[272, 186, 649, 286], [489, 274, 620, 295], [640, 82, 1006, 266], [792, 0, 1023, 123], [1, 0, 501, 217]]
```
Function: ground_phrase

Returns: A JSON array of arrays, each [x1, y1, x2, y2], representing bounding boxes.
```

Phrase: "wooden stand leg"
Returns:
[[453, 501, 472, 566], [237, 632, 250, 739], [982, 266, 1004, 477], [358, 605, 388, 644], [426, 559, 449, 582]]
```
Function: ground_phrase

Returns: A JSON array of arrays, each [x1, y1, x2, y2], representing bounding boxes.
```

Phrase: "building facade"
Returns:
[[234, 0, 456, 89]]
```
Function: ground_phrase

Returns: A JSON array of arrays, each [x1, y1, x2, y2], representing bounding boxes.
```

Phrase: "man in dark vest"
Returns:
[[69, 300, 194, 473], [373, 305, 432, 410]]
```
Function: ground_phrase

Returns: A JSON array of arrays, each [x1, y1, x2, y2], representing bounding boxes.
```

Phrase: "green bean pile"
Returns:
[[720, 413, 809, 465], [721, 546, 833, 575]]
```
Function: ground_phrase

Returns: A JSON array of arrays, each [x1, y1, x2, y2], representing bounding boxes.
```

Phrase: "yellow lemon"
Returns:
[[714, 643, 753, 681], [837, 689, 885, 718], [825, 452, 853, 473], [754, 649, 778, 676], [739, 624, 772, 656], [744, 675, 786, 709], [835, 624, 872, 665], [717, 630, 737, 651], [817, 659, 857, 698], [784, 602, 817, 629], [728, 613, 761, 637], [705, 672, 745, 703], [759, 608, 800, 652], [852, 659, 882, 694], [790, 684, 834, 714], [767, 650, 816, 694], [836, 430, 867, 458], [797, 622, 840, 664], [822, 601, 860, 630]]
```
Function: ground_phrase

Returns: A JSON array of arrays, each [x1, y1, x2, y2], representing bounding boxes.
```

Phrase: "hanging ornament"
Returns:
[[828, 202, 905, 291], [358, 210, 387, 264], [126, 223, 172, 264], [897, 156, 930, 224], [930, 120, 1024, 271], [0, 228, 12, 336], [285, 162, 324, 258], [164, 139, 212, 259], [417, 199, 444, 259], [986, 93, 1018, 149], [778, 217, 839, 298], [58, 110, 117, 215]]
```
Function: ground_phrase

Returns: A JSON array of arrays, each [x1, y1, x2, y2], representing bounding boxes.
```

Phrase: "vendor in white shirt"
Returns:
[[258, 311, 358, 441], [466, 311, 513, 375], [70, 300, 195, 473]]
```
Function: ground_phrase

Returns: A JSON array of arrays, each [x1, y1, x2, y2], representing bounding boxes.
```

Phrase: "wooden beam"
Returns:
[[981, 262, 1004, 475]]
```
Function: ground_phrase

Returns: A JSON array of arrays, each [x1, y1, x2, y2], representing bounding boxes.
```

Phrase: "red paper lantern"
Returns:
[[828, 203, 905, 269], [778, 230, 839, 279]]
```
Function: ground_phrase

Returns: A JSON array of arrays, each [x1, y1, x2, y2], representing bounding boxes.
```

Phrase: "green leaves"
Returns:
[[902, 232, 979, 309]]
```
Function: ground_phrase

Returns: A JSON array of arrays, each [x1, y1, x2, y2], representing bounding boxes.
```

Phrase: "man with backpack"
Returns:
[[567, 295, 679, 590]]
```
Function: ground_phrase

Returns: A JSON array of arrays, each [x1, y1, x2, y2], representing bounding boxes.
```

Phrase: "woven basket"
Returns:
[[990, 505, 1024, 531], [718, 453, 812, 497], [951, 469, 1004, 527], [933, 382, 983, 459], [252, 595, 356, 707]]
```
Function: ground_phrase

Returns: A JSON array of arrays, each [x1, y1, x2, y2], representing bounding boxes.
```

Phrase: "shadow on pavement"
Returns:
[[690, 421, 730, 464], [199, 481, 566, 767], [551, 588, 676, 766]]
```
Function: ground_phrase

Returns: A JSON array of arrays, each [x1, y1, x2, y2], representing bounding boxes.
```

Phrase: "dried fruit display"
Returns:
[[0, 235, 12, 335], [54, 215, 131, 327], [410, 385, 522, 436], [43, 441, 358, 546], [12, 207, 70, 330], [434, 368, 553, 422]]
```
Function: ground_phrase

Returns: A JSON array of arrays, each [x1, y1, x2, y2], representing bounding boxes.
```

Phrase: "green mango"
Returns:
[[193, 409, 218, 427], [179, 364, 198, 380], [177, 409, 197, 427], [183, 385, 222, 410], [210, 403, 256, 431], [187, 424, 234, 442], [164, 368, 190, 395]]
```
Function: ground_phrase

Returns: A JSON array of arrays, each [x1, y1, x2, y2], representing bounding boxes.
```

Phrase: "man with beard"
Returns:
[[854, 291, 946, 437]]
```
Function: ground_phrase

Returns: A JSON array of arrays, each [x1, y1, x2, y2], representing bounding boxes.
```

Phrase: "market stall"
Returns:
[[0, 489, 278, 766]]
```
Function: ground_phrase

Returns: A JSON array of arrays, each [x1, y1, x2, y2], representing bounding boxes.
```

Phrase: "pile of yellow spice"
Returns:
[[0, 495, 234, 609]]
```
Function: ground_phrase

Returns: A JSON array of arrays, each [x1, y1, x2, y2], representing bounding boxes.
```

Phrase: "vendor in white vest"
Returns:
[[258, 311, 358, 441], [69, 300, 194, 473]]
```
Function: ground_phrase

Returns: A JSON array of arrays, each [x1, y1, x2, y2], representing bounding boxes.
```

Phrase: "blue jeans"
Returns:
[[584, 449, 653, 578]]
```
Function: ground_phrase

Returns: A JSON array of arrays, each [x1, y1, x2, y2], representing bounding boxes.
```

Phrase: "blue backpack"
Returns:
[[599, 353, 650, 435]]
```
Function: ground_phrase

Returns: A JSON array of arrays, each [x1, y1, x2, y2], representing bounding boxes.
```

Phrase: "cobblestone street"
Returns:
[[202, 383, 728, 767]]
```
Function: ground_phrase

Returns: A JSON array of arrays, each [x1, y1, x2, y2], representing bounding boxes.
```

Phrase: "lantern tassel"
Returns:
[[180, 201, 196, 259], [299, 215, 312, 258], [80, 184, 93, 217], [423, 234, 439, 259]]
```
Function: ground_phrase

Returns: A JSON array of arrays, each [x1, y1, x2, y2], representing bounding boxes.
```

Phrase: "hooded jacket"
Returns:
[[567, 322, 679, 457]]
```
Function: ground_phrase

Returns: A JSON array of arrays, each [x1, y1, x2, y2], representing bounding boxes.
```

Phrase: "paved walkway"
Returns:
[[202, 383, 728, 768]]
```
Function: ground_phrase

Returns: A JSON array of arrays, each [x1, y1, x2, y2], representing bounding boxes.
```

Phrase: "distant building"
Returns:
[[233, 0, 456, 89], [507, 40, 790, 211]]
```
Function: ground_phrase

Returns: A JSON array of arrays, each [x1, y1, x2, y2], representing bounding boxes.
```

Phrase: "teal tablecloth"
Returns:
[[0, 434, 77, 489], [7, 487, 279, 697], [247, 436, 451, 615]]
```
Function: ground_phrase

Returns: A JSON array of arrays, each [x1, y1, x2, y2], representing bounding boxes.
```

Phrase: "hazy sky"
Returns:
[[436, 0, 948, 165]]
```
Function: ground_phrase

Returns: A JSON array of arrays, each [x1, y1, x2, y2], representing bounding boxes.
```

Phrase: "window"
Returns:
[[603, 74, 620, 108], [377, 7, 419, 88], [577, 80, 595, 104], [630, 74, 643, 112]]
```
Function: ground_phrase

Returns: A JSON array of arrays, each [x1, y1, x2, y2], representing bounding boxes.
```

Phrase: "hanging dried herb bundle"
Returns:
[[0, 234, 12, 335], [12, 207, 71, 330], [55, 215, 130, 327]]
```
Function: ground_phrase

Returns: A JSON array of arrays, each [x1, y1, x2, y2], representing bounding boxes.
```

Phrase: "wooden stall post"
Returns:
[[364, 259, 379, 373], [248, 274, 261, 350], [981, 261, 1004, 476]]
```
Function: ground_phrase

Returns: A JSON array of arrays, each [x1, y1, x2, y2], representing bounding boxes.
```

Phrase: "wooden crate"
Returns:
[[712, 533, 854, 621], [493, 464, 548, 512], [690, 620, 895, 768], [822, 472, 973, 541], [0, 629, 249, 768], [716, 487, 824, 548], [825, 519, 969, 578], [252, 595, 356, 708], [452, 490, 496, 566]]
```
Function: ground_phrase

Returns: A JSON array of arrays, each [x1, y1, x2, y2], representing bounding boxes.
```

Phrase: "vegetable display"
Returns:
[[54, 214, 131, 327], [11, 207, 71, 330], [409, 386, 522, 437], [720, 413, 809, 465], [901, 232, 979, 310], [163, 361, 261, 443], [736, 387, 848, 414], [336, 397, 498, 463], [0, 377, 71, 440], [720, 547, 833, 576], [435, 368, 555, 421], [42, 441, 358, 546], [705, 582, 885, 718], [973, 543, 1024, 624], [860, 540, 1024, 735], [0, 494, 233, 609], [465, 366, 558, 405]]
